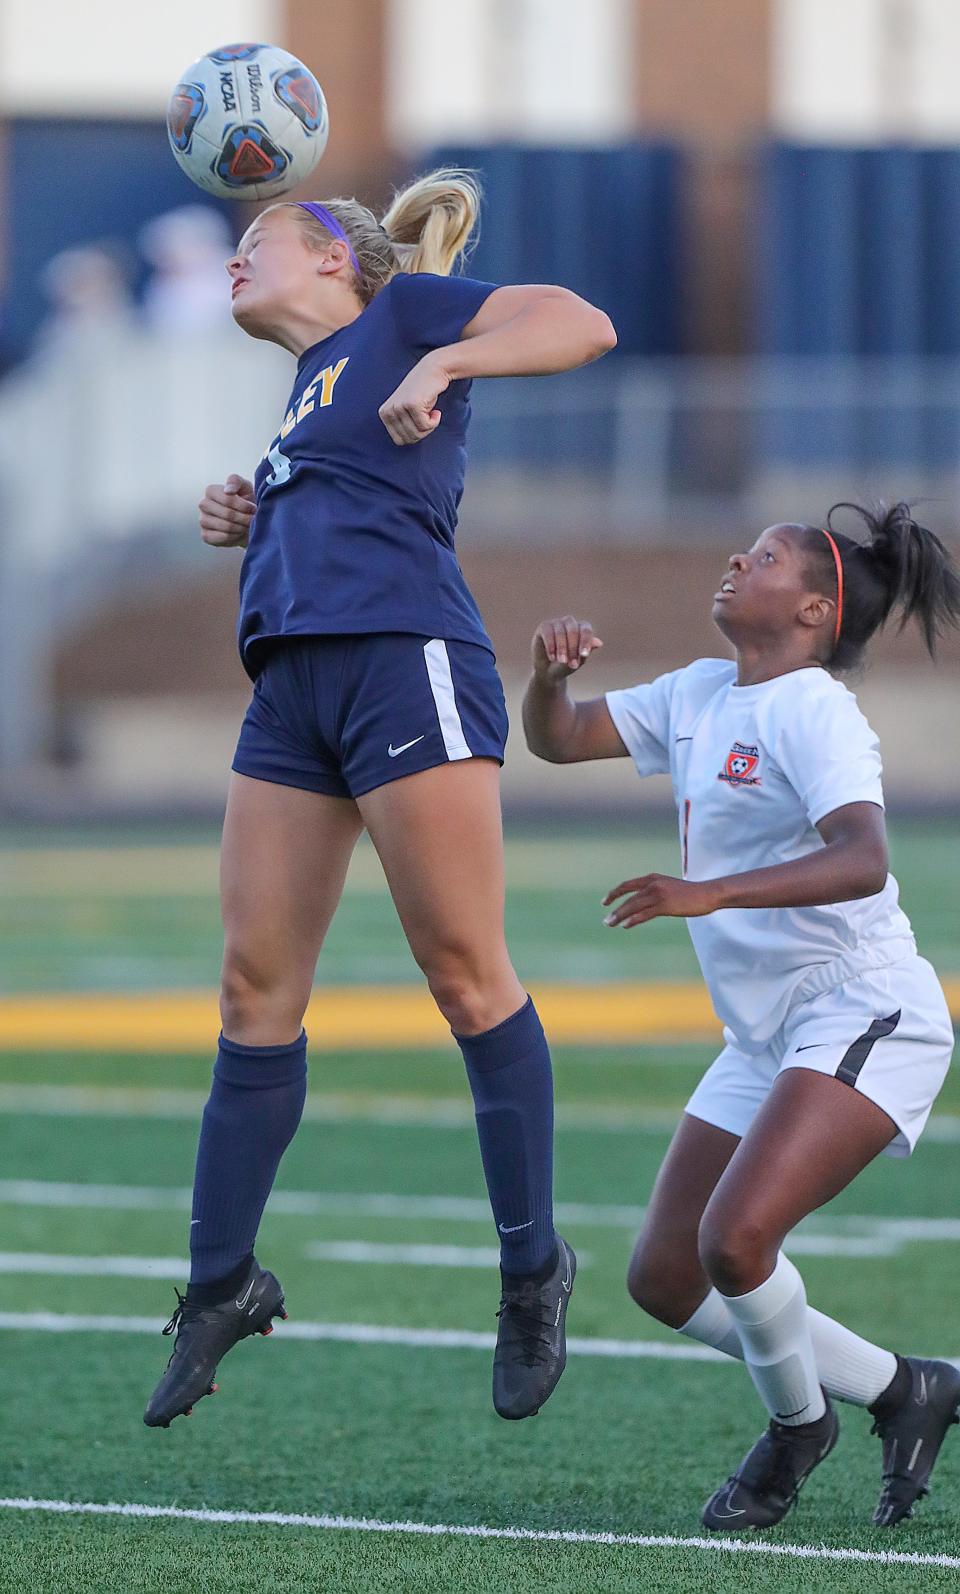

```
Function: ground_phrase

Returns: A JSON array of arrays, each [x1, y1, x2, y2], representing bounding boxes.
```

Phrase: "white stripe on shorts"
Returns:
[[423, 640, 472, 761]]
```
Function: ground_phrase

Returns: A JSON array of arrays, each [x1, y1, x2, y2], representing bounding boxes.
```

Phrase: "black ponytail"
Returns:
[[803, 502, 960, 672]]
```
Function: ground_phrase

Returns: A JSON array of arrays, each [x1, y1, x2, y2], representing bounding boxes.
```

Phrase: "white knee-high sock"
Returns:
[[806, 1307, 897, 1404], [719, 1254, 827, 1426], [680, 1289, 745, 1361], [678, 1281, 897, 1407]]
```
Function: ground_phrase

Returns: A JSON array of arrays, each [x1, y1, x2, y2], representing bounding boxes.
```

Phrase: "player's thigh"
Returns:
[[357, 759, 520, 1006], [628, 1114, 740, 1321], [220, 771, 363, 985], [702, 1067, 897, 1265]]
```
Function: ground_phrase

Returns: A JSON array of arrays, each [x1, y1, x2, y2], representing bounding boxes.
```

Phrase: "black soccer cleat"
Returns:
[[492, 1234, 576, 1420], [871, 1357, 960, 1526], [702, 1397, 839, 1531], [143, 1257, 286, 1429]]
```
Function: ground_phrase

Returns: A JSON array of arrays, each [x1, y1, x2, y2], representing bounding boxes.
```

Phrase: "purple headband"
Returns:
[[297, 202, 361, 276]]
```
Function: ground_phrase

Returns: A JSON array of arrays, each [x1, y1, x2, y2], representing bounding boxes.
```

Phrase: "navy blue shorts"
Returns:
[[232, 634, 509, 799]]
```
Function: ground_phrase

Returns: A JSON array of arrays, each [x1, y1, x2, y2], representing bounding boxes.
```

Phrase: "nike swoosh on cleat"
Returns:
[[712, 1488, 746, 1519], [235, 1278, 255, 1310], [388, 736, 425, 758], [498, 1220, 535, 1234], [917, 1370, 928, 1407]]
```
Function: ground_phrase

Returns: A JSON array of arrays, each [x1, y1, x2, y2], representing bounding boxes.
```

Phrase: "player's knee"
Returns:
[[219, 952, 305, 1039], [627, 1243, 700, 1327], [697, 1211, 770, 1297], [428, 972, 497, 1033], [420, 950, 513, 1034]]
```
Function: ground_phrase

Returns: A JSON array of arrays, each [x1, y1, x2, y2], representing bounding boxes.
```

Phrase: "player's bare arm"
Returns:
[[379, 287, 617, 445], [522, 614, 626, 763], [603, 801, 889, 928]]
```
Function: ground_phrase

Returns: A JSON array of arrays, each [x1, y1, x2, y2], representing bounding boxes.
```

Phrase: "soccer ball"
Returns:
[[167, 43, 328, 201]]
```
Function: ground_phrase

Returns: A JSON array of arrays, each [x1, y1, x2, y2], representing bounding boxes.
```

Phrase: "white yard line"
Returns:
[[0, 1083, 678, 1133], [3, 1311, 958, 1372], [0, 1245, 591, 1276], [0, 1179, 956, 1255], [0, 1254, 185, 1279], [3, 1082, 960, 1141], [1, 1496, 958, 1569], [0, 1311, 725, 1360], [785, 1236, 897, 1257], [303, 1242, 549, 1269], [0, 1178, 642, 1224]]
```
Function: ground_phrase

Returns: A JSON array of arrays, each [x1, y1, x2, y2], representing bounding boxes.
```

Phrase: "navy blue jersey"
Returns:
[[237, 271, 498, 677]]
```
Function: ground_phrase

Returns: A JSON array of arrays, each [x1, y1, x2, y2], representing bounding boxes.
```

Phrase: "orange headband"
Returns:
[[821, 527, 844, 645]]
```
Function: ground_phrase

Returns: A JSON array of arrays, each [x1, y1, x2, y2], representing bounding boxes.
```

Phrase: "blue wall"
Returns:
[[2, 119, 231, 361], [431, 143, 687, 357], [2, 130, 686, 366], [755, 144, 960, 471], [758, 143, 960, 357]]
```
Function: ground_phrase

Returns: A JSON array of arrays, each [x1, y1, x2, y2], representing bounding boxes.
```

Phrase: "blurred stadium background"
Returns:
[[1, 0, 959, 809], [1, 3, 959, 1590]]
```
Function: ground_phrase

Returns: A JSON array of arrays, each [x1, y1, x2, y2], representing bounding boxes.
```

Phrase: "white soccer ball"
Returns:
[[167, 43, 329, 201]]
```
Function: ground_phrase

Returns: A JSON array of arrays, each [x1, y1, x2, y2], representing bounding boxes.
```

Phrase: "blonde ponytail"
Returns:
[[266, 167, 480, 307], [381, 168, 480, 277]]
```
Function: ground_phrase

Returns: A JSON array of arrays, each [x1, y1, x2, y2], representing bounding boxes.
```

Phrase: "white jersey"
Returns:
[[606, 659, 916, 1051]]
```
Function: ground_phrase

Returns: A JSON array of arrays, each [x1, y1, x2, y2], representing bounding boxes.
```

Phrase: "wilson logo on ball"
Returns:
[[168, 42, 328, 198], [717, 743, 762, 787], [209, 43, 262, 63], [167, 83, 205, 151], [216, 125, 289, 186], [274, 66, 325, 130]]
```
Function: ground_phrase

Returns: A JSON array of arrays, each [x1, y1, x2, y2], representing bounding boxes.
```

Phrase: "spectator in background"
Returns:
[[33, 243, 136, 362], [139, 205, 236, 333]]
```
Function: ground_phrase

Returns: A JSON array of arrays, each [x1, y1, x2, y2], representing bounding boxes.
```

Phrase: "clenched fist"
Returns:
[[199, 474, 256, 548], [379, 353, 451, 446]]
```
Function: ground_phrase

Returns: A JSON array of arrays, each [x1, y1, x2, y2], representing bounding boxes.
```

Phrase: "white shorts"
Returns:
[[684, 955, 954, 1157]]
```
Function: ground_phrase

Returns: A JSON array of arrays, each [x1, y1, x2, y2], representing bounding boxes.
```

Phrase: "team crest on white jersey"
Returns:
[[718, 741, 762, 787]]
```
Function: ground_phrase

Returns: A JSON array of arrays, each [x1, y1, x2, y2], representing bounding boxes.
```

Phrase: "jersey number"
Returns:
[[264, 442, 292, 489]]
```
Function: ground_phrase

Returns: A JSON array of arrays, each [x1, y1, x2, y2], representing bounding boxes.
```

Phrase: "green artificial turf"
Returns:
[[0, 820, 957, 1591]]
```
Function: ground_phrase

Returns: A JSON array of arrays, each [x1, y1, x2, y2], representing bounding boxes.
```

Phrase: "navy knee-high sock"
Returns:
[[188, 1031, 307, 1294], [455, 996, 556, 1278]]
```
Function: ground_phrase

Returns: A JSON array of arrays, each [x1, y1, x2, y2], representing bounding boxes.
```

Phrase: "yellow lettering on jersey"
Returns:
[[319, 357, 349, 407], [271, 357, 350, 453], [295, 376, 321, 423]]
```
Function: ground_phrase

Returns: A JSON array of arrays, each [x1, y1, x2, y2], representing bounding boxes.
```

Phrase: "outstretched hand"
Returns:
[[531, 616, 604, 682], [602, 873, 721, 928]]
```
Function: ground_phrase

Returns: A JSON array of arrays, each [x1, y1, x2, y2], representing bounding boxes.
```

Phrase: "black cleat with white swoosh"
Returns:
[[143, 1257, 286, 1429], [702, 1397, 838, 1530], [492, 1234, 576, 1420], [871, 1357, 960, 1526]]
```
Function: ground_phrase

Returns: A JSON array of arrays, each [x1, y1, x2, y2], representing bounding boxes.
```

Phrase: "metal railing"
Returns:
[[2, 328, 959, 777]]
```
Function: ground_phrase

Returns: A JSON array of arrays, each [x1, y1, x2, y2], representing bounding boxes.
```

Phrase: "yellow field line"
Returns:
[[0, 983, 720, 1051], [0, 980, 957, 1052]]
